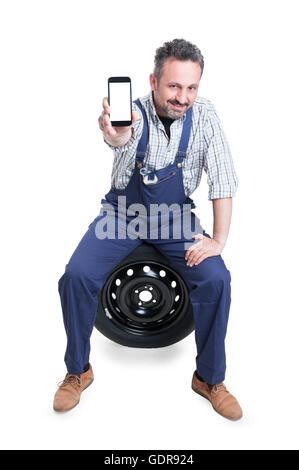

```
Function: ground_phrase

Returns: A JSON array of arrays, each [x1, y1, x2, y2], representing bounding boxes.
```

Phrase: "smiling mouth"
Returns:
[[170, 103, 186, 110], [172, 104, 185, 111]]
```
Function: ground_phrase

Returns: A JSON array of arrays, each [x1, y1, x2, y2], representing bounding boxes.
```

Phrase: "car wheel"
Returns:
[[95, 242, 194, 348]]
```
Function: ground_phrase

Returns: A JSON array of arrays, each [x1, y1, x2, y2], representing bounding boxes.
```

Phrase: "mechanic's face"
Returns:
[[150, 58, 202, 119]]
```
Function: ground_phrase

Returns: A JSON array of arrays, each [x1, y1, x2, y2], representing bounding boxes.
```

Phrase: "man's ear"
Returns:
[[149, 73, 157, 92]]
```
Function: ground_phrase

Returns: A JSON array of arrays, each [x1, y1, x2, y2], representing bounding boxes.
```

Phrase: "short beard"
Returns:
[[155, 94, 187, 120], [163, 104, 185, 119]]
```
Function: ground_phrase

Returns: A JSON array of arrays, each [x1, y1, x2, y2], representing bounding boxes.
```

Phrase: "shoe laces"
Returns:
[[210, 383, 227, 394], [57, 374, 82, 388]]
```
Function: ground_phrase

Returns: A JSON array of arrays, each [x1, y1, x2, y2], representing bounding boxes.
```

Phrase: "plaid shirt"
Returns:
[[104, 91, 238, 200]]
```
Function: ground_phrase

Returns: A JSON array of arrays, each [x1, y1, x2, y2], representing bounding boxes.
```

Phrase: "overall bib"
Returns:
[[58, 100, 232, 384]]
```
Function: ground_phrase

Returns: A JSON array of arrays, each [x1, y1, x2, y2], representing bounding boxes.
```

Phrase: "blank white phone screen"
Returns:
[[109, 82, 131, 122]]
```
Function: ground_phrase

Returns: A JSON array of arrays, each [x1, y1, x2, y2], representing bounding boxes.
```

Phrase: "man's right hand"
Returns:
[[98, 97, 138, 147]]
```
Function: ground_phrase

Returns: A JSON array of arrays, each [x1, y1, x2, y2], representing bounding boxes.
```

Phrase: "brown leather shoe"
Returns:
[[191, 371, 242, 420], [53, 363, 94, 412]]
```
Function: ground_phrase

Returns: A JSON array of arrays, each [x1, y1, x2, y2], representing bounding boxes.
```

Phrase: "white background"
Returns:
[[1, 0, 299, 451]]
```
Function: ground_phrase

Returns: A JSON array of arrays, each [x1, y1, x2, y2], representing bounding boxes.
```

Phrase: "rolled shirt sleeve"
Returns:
[[203, 104, 239, 200], [102, 101, 144, 189]]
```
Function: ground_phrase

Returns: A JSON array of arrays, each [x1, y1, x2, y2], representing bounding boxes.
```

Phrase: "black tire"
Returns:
[[95, 242, 194, 348]]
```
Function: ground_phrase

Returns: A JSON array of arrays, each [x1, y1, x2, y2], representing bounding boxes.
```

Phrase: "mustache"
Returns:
[[168, 99, 188, 107]]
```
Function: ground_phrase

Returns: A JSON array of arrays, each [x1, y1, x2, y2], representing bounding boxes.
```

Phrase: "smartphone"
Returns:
[[108, 77, 132, 126]]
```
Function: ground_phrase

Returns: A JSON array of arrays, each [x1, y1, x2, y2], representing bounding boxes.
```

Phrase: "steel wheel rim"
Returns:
[[100, 260, 189, 336]]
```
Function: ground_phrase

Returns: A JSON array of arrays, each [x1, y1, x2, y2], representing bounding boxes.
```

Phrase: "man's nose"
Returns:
[[175, 89, 188, 105]]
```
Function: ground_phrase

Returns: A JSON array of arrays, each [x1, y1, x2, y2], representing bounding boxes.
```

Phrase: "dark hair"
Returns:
[[154, 38, 204, 82]]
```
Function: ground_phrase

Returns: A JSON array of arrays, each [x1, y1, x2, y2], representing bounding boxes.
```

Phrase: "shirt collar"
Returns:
[[148, 91, 159, 122]]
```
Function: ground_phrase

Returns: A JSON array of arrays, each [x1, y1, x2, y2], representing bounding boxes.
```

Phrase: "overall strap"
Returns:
[[176, 106, 193, 162], [134, 99, 148, 162]]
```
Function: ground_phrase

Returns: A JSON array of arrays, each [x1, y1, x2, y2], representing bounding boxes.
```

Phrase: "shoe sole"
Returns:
[[191, 384, 242, 421], [53, 378, 94, 413]]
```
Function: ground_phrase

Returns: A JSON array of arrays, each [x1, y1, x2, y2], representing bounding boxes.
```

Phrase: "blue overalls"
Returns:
[[58, 99, 232, 384]]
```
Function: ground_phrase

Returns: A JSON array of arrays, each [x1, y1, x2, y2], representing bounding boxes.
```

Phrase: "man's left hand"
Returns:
[[185, 234, 224, 267]]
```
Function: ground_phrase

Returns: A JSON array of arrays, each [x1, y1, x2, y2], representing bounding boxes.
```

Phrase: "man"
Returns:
[[54, 38, 242, 420]]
